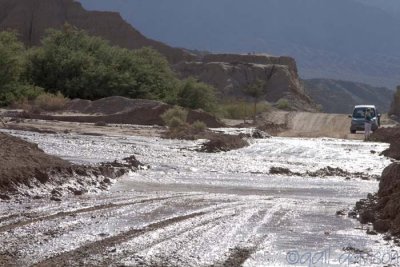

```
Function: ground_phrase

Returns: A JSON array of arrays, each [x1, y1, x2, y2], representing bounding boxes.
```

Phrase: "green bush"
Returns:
[[178, 78, 217, 112], [276, 98, 290, 110], [161, 106, 188, 128], [0, 28, 222, 112], [26, 25, 180, 102], [0, 31, 41, 106], [191, 120, 207, 133], [0, 83, 44, 107]]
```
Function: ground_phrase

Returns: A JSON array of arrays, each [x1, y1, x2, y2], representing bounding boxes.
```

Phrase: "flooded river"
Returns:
[[0, 129, 397, 266]]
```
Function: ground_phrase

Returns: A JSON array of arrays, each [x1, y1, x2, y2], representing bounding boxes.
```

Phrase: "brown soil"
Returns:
[[19, 96, 224, 128], [354, 163, 400, 236], [269, 166, 377, 180], [0, 132, 70, 192], [369, 126, 400, 160], [162, 125, 250, 153], [0, 132, 143, 198], [199, 134, 249, 153]]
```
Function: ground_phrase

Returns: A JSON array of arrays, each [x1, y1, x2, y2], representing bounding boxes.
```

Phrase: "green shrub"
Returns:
[[0, 83, 44, 107], [27, 26, 180, 102], [276, 98, 290, 110], [178, 78, 217, 112], [161, 106, 188, 128], [168, 117, 186, 128], [191, 120, 207, 133], [34, 91, 68, 111]]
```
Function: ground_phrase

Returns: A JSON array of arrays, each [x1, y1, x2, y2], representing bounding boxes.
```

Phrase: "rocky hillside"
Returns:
[[80, 0, 400, 88], [355, 0, 400, 17], [175, 54, 317, 111], [389, 86, 400, 120], [0, 0, 317, 112], [303, 79, 394, 114], [0, 0, 192, 63]]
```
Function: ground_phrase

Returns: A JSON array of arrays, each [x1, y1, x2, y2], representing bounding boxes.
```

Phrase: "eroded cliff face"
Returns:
[[175, 54, 317, 111], [0, 0, 316, 111], [0, 0, 193, 63], [389, 86, 400, 120]]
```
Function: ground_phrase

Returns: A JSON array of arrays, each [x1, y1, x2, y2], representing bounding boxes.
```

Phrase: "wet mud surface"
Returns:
[[0, 129, 398, 266]]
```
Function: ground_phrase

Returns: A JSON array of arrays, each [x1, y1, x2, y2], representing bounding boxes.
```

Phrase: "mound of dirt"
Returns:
[[0, 132, 70, 192], [269, 166, 377, 180], [162, 125, 249, 153], [65, 97, 162, 115], [370, 126, 400, 159], [199, 134, 249, 153], [0, 132, 143, 198], [354, 163, 400, 235], [24, 96, 224, 128]]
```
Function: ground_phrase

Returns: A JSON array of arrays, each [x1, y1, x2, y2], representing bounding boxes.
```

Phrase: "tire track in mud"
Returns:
[[34, 212, 206, 267], [0, 195, 187, 233], [24, 198, 259, 266], [111, 201, 280, 267], [0, 214, 19, 224], [94, 202, 256, 266], [216, 247, 256, 267], [36, 199, 249, 266]]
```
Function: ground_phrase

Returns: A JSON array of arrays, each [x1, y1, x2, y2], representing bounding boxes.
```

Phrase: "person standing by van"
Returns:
[[364, 108, 372, 140]]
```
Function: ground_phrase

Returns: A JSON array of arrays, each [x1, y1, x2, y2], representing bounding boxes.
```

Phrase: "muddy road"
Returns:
[[0, 129, 398, 266]]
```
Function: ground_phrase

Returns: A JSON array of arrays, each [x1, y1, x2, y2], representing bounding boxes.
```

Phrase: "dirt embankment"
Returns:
[[355, 163, 400, 236], [369, 126, 400, 160], [0, 132, 70, 193], [354, 127, 400, 236], [17, 96, 224, 128], [0, 132, 142, 199]]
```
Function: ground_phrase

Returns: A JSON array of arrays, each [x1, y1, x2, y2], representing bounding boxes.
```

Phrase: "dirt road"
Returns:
[[258, 111, 397, 139], [0, 129, 397, 266]]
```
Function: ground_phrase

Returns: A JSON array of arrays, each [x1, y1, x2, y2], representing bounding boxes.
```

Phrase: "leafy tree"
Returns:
[[0, 31, 43, 106], [242, 79, 266, 121], [0, 31, 25, 86], [177, 78, 217, 112], [27, 25, 180, 102]]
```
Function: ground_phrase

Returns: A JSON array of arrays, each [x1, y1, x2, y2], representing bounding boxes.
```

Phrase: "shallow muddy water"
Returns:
[[0, 129, 397, 266]]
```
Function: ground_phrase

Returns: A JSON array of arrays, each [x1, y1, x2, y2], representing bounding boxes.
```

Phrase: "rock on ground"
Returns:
[[355, 163, 400, 235]]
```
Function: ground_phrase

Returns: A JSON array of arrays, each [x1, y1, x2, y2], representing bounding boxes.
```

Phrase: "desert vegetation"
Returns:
[[217, 100, 271, 120], [0, 26, 218, 113]]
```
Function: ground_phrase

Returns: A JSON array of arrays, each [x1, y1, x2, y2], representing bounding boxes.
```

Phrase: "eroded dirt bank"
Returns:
[[0, 132, 143, 200], [0, 132, 70, 194], [355, 126, 400, 237], [370, 126, 400, 160]]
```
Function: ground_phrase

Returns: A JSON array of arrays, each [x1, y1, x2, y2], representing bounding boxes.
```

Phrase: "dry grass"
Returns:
[[34, 92, 68, 111]]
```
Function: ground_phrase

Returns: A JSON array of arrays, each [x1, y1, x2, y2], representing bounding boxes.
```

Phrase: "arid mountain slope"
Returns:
[[79, 0, 400, 88], [0, 0, 317, 112], [389, 86, 400, 120], [0, 0, 192, 63], [176, 54, 317, 111], [304, 79, 394, 114]]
